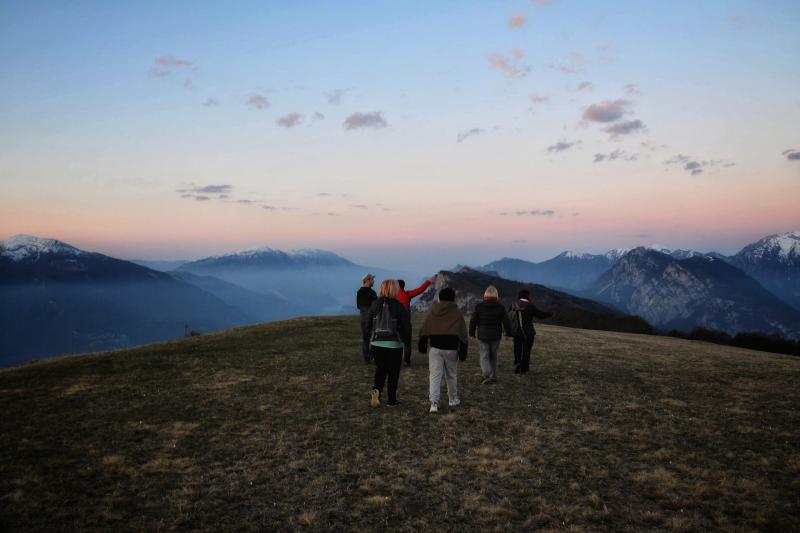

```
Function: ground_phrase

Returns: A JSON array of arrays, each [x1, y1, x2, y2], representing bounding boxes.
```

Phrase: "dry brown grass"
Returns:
[[1, 317, 799, 531]]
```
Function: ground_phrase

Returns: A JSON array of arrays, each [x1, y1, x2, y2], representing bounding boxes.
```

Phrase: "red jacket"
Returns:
[[397, 280, 431, 311]]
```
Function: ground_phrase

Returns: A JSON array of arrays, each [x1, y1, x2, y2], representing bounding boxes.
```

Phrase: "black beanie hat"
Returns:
[[438, 287, 455, 302]]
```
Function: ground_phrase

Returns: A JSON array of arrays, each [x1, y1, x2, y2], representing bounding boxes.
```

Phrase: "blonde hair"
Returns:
[[379, 279, 400, 299], [484, 285, 499, 299]]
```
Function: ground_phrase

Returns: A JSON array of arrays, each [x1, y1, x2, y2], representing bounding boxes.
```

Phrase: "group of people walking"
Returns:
[[356, 274, 552, 413]]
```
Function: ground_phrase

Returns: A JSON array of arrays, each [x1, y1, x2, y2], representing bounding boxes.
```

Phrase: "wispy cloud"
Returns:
[[546, 139, 582, 153], [343, 111, 387, 130], [487, 49, 531, 79], [582, 99, 631, 122], [247, 94, 269, 110], [514, 209, 556, 216], [178, 184, 233, 194], [313, 112, 325, 120], [277, 112, 302, 128], [624, 83, 641, 95], [548, 52, 590, 74], [147, 55, 194, 80], [577, 81, 593, 91], [326, 88, 350, 105], [507, 14, 527, 29], [156, 55, 193, 67], [783, 149, 800, 161], [457, 128, 485, 143], [532, 0, 554, 7], [663, 154, 735, 175], [595, 42, 610, 51], [202, 98, 220, 107], [603, 119, 646, 138], [593, 149, 639, 163], [529, 93, 549, 104]]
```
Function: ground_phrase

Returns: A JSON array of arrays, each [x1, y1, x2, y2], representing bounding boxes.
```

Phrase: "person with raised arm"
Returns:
[[396, 277, 434, 366]]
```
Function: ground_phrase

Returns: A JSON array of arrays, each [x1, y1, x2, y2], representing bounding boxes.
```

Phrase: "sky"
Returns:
[[1, 0, 799, 272]]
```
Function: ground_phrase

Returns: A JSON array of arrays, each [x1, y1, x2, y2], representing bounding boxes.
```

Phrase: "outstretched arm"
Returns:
[[404, 278, 433, 299]]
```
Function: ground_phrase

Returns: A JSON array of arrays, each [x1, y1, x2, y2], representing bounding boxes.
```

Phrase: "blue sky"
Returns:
[[1, 1, 799, 272]]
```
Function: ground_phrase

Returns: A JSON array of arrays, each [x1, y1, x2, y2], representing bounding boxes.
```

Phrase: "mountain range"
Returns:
[[2, 230, 799, 366]]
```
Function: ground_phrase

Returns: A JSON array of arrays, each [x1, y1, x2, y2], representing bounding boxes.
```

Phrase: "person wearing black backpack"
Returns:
[[366, 279, 410, 407], [508, 289, 553, 374]]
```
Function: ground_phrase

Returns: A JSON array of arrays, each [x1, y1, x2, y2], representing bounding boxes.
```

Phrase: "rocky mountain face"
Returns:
[[414, 268, 655, 335], [478, 246, 719, 293], [588, 247, 800, 338], [728, 231, 800, 310]]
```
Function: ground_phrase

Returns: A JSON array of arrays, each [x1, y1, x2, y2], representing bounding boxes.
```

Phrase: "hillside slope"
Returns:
[[1, 318, 798, 531]]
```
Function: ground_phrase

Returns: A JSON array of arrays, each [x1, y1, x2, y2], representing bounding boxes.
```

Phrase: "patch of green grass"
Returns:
[[1, 317, 799, 531]]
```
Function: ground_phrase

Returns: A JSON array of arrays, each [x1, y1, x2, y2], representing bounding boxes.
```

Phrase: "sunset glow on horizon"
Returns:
[[2, 1, 799, 272]]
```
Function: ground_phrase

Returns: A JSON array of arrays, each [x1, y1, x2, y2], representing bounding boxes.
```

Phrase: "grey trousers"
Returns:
[[479, 340, 501, 380], [428, 347, 459, 404]]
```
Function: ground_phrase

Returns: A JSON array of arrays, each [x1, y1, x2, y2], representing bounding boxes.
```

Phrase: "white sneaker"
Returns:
[[429, 402, 438, 413], [449, 398, 461, 407]]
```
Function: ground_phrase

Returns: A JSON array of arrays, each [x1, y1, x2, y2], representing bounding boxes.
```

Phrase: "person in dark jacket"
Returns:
[[397, 278, 434, 367], [418, 287, 468, 413], [366, 279, 410, 407], [509, 289, 553, 374], [469, 285, 512, 384], [356, 273, 377, 363]]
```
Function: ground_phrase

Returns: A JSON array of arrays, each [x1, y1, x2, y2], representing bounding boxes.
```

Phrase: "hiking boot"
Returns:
[[429, 402, 438, 413], [449, 398, 461, 407], [370, 388, 380, 408], [481, 378, 491, 385]]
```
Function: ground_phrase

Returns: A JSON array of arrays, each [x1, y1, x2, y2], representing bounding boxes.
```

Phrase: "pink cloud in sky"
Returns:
[[277, 112, 302, 128], [487, 50, 531, 78], [507, 14, 526, 29]]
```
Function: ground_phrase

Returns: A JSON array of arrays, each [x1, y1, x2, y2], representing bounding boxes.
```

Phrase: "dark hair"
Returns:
[[398, 279, 406, 289], [518, 289, 530, 299], [438, 287, 455, 302]]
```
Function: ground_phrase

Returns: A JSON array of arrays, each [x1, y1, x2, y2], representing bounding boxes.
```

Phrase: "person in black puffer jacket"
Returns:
[[469, 285, 512, 384], [508, 289, 553, 374]]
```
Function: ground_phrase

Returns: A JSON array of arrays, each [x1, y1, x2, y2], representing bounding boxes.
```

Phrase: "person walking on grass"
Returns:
[[508, 289, 553, 374], [397, 277, 434, 367], [356, 273, 377, 364], [469, 285, 512, 384], [418, 287, 468, 413], [367, 279, 409, 407]]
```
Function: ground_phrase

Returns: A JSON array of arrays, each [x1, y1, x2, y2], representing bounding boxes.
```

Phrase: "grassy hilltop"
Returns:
[[1, 316, 799, 532]]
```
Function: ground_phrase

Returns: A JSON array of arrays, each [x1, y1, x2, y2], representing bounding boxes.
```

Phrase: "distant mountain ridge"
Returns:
[[587, 247, 800, 339], [0, 235, 252, 366], [477, 244, 720, 292], [416, 268, 655, 335]]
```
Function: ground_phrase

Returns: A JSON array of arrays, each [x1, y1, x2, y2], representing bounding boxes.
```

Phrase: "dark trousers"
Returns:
[[513, 334, 535, 373], [359, 311, 371, 362], [403, 320, 412, 364], [372, 345, 403, 403]]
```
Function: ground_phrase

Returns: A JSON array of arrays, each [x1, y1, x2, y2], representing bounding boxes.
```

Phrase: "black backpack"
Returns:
[[508, 305, 523, 337], [371, 301, 400, 342]]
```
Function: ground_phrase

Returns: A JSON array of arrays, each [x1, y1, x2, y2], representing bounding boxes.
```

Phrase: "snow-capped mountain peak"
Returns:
[[0, 234, 83, 262], [604, 248, 631, 263], [558, 250, 595, 260], [736, 231, 800, 263]]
